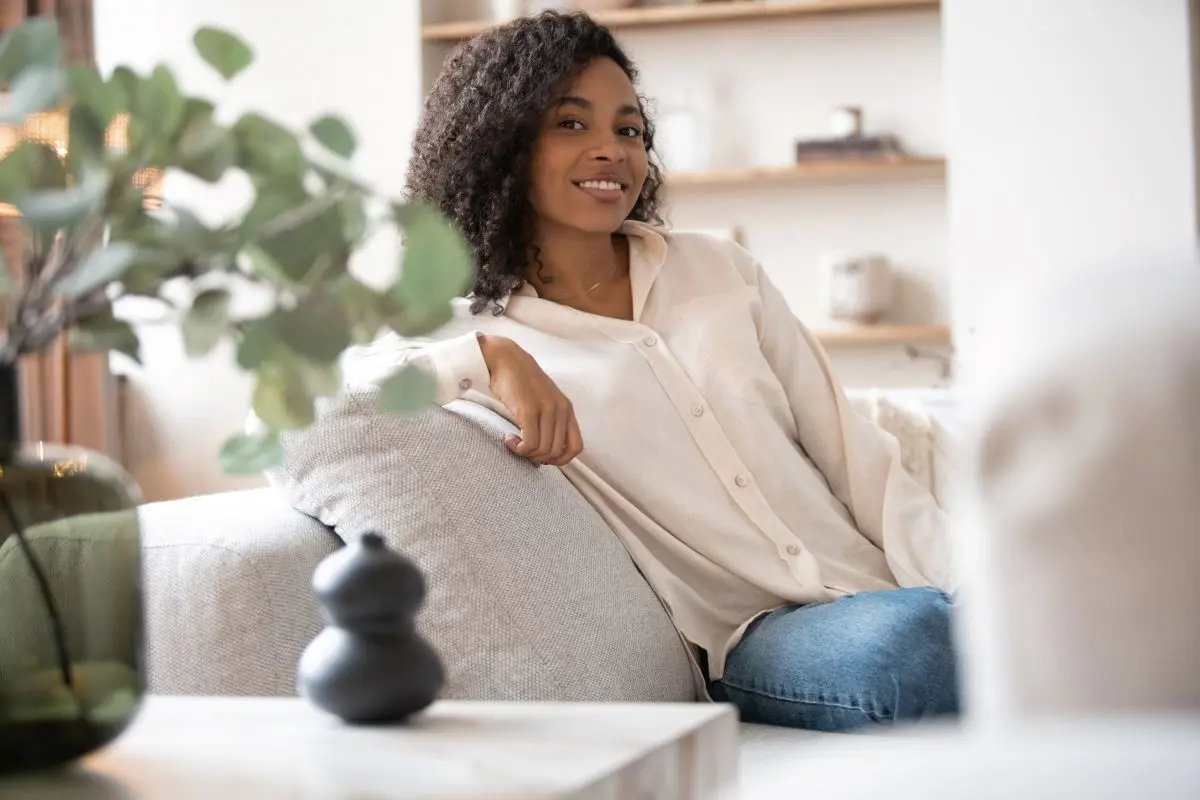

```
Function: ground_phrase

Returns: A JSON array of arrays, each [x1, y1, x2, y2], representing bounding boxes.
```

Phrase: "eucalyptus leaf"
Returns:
[[67, 64, 120, 128], [245, 178, 347, 280], [334, 277, 398, 343], [0, 18, 61, 84], [56, 242, 138, 299], [296, 357, 341, 397], [180, 134, 237, 183], [310, 153, 371, 193], [218, 428, 281, 474], [68, 314, 142, 364], [180, 97, 216, 126], [233, 113, 303, 178], [309, 115, 356, 158], [67, 102, 109, 173], [339, 194, 368, 243], [168, 208, 221, 259], [395, 202, 474, 306], [118, 247, 185, 294], [379, 363, 437, 414], [241, 176, 306, 234], [193, 27, 254, 81], [1, 66, 67, 123], [14, 166, 109, 232], [108, 66, 140, 114], [134, 65, 187, 144], [388, 300, 454, 337], [252, 361, 315, 429], [269, 295, 351, 364], [176, 114, 237, 183], [178, 115, 226, 159], [239, 244, 293, 287], [182, 288, 230, 357], [0, 140, 66, 203], [235, 319, 275, 370]]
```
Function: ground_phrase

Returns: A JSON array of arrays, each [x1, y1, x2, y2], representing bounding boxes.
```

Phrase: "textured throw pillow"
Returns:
[[267, 393, 696, 702]]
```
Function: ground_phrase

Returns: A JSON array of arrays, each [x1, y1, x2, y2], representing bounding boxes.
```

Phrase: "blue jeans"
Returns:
[[709, 587, 959, 732]]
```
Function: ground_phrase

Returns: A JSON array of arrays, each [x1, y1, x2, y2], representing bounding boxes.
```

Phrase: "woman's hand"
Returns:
[[478, 334, 583, 467]]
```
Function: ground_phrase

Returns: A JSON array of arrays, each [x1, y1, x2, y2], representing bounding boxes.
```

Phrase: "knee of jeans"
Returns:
[[900, 590, 958, 670]]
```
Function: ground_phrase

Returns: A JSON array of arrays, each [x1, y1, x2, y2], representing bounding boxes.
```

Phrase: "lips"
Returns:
[[573, 177, 627, 203]]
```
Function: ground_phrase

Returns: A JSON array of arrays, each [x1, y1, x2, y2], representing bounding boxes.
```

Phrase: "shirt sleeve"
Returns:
[[419, 331, 493, 405], [748, 258, 957, 591], [343, 330, 492, 407]]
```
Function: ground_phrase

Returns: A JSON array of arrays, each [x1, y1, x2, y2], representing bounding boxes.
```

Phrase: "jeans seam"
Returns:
[[717, 677, 892, 718]]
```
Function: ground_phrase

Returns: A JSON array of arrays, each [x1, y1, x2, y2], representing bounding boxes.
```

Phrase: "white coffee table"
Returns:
[[0, 696, 738, 799]]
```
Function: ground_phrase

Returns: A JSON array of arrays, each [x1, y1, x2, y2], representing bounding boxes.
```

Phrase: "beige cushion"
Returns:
[[269, 394, 696, 702]]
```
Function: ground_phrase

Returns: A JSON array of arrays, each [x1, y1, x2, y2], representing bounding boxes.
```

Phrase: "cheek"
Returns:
[[531, 142, 572, 189], [629, 146, 649, 193]]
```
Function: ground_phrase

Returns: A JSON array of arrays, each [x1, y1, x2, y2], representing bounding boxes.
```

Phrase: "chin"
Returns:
[[563, 208, 632, 235]]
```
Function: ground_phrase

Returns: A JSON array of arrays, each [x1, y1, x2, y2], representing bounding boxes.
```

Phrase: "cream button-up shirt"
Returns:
[[346, 221, 955, 682]]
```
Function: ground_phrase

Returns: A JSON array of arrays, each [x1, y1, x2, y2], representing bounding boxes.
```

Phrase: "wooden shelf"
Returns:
[[667, 156, 945, 187], [422, 0, 940, 42], [815, 323, 951, 347]]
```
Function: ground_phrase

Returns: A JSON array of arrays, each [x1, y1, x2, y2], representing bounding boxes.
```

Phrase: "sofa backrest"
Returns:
[[269, 395, 696, 702]]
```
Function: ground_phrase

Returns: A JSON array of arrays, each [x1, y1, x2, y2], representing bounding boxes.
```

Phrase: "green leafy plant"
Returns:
[[0, 19, 473, 473]]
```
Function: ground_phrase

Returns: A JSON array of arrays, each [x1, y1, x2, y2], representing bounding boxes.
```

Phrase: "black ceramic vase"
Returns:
[[0, 363, 144, 775], [298, 532, 445, 724]]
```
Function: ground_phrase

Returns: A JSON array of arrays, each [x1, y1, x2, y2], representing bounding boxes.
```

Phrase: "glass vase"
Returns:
[[0, 362, 144, 775]]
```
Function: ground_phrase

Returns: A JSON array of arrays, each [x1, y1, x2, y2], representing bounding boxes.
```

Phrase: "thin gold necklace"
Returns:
[[584, 259, 620, 294]]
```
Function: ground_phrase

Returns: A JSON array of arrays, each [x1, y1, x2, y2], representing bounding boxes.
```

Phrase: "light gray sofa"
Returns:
[[135, 393, 953, 788]]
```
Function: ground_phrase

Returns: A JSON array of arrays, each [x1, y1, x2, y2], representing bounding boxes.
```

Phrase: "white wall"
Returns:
[[622, 11, 951, 389], [94, 0, 423, 501], [944, 0, 1200, 376]]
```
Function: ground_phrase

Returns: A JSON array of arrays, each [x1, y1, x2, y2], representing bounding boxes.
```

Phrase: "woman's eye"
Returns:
[[559, 119, 585, 131], [618, 126, 644, 139]]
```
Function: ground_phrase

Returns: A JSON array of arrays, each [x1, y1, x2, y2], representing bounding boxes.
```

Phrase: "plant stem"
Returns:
[[0, 489, 84, 718]]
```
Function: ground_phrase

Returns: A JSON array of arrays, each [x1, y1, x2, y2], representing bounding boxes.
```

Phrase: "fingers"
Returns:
[[547, 407, 584, 467], [529, 408, 557, 463], [567, 415, 584, 461], [505, 409, 541, 457], [547, 409, 569, 464], [505, 408, 553, 462], [506, 400, 583, 467]]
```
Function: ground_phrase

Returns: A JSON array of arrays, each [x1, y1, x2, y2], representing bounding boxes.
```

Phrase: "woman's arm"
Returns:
[[342, 328, 491, 406], [342, 329, 583, 466], [739, 250, 956, 591]]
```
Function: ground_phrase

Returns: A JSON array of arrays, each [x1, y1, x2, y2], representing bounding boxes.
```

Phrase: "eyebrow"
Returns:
[[552, 95, 643, 118]]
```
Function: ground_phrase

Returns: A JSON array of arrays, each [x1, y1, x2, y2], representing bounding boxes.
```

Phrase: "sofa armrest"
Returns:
[[138, 488, 340, 696]]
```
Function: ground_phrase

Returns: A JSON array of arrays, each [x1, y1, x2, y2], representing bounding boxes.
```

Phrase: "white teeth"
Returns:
[[577, 180, 622, 191]]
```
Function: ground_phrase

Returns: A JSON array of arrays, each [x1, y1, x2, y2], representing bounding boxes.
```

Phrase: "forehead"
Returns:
[[557, 57, 639, 105]]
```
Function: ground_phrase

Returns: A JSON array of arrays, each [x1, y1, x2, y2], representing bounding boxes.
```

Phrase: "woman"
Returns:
[[396, 11, 959, 732]]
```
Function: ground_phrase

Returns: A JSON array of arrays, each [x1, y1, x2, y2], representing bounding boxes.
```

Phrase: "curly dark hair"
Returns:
[[404, 11, 665, 313]]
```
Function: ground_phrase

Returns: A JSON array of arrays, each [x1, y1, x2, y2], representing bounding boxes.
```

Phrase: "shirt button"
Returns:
[[643, 335, 658, 347], [459, 378, 473, 390], [690, 404, 704, 417], [734, 473, 749, 488], [786, 544, 801, 556]]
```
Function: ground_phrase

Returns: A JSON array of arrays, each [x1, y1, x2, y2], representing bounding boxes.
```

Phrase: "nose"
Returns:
[[588, 130, 626, 163]]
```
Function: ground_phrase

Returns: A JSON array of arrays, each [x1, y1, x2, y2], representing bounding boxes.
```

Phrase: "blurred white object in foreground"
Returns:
[[960, 256, 1200, 721]]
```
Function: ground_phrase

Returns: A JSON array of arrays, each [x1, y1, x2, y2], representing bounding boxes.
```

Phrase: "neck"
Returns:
[[526, 222, 626, 301]]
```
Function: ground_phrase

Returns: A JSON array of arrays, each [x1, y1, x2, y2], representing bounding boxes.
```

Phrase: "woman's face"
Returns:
[[528, 57, 649, 237]]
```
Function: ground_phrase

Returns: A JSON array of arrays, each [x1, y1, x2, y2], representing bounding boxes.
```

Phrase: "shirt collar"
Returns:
[[490, 220, 668, 319]]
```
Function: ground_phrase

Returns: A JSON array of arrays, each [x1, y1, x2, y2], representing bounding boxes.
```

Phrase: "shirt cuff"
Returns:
[[424, 331, 491, 405]]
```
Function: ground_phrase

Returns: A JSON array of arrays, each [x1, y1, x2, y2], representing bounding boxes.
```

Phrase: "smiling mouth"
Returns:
[[574, 179, 627, 202], [575, 179, 626, 191]]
